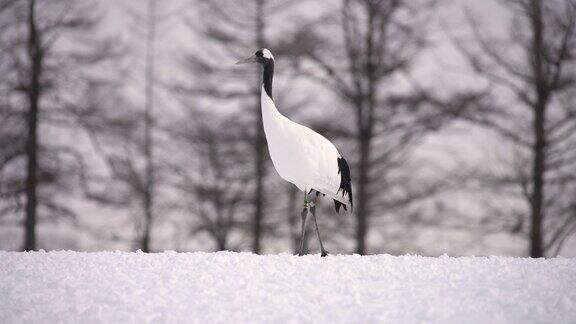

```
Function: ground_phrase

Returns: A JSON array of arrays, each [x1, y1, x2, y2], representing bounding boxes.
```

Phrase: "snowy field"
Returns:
[[0, 251, 575, 324]]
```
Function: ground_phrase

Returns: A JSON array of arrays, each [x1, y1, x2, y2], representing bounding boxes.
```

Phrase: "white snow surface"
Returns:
[[0, 251, 575, 324]]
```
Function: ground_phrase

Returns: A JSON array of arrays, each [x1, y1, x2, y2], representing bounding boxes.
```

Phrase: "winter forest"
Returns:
[[1, 0, 576, 258]]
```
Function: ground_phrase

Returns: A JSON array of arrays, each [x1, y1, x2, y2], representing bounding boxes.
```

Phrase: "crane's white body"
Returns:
[[261, 86, 348, 205], [237, 48, 351, 255]]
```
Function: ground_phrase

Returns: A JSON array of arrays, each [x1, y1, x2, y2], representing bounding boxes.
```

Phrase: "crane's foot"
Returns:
[[321, 250, 329, 257]]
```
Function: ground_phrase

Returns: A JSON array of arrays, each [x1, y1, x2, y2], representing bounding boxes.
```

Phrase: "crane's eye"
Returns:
[[255, 51, 263, 57]]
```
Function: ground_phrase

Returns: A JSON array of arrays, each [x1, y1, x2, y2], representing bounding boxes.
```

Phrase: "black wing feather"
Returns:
[[334, 157, 353, 213]]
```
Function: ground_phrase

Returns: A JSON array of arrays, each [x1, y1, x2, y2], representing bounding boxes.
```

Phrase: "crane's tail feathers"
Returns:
[[335, 157, 353, 213]]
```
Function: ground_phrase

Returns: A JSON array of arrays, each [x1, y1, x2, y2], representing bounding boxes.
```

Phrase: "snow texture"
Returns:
[[0, 251, 575, 324]]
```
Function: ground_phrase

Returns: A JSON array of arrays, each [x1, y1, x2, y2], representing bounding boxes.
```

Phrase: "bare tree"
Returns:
[[141, 0, 157, 253], [167, 110, 252, 251], [0, 0, 116, 250], [23, 0, 42, 250], [76, 0, 179, 252], [451, 0, 576, 257], [290, 0, 475, 254]]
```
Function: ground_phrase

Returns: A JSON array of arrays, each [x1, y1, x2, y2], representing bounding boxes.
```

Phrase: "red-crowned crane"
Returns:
[[236, 48, 353, 257]]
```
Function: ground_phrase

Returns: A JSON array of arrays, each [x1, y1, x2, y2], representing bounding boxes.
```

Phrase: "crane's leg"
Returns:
[[310, 205, 329, 257], [298, 193, 309, 256]]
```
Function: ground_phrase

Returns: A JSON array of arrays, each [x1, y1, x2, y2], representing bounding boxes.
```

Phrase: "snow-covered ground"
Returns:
[[0, 251, 574, 323]]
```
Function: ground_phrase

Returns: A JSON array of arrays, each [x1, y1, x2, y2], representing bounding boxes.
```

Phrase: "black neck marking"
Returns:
[[262, 59, 274, 99]]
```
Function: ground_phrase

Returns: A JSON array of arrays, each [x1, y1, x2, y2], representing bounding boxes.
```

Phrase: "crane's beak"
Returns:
[[235, 55, 257, 65]]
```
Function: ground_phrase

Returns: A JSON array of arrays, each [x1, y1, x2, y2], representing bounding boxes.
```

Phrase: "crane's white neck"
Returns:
[[262, 60, 274, 99], [260, 58, 282, 135]]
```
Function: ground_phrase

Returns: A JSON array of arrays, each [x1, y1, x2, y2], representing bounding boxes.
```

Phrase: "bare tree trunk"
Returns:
[[24, 0, 41, 251], [216, 237, 227, 251], [216, 211, 227, 251], [215, 199, 227, 251], [141, 0, 156, 253], [530, 104, 546, 258], [354, 3, 377, 255], [529, 0, 547, 258], [355, 130, 372, 254], [251, 0, 267, 254]]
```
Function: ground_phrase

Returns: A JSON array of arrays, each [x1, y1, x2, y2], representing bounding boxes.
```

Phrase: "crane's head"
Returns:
[[235, 48, 274, 66]]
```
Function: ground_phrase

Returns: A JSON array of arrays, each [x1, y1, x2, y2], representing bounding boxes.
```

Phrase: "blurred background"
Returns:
[[0, 0, 575, 257]]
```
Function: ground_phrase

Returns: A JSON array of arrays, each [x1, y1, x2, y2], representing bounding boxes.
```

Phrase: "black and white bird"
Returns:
[[236, 48, 353, 257]]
